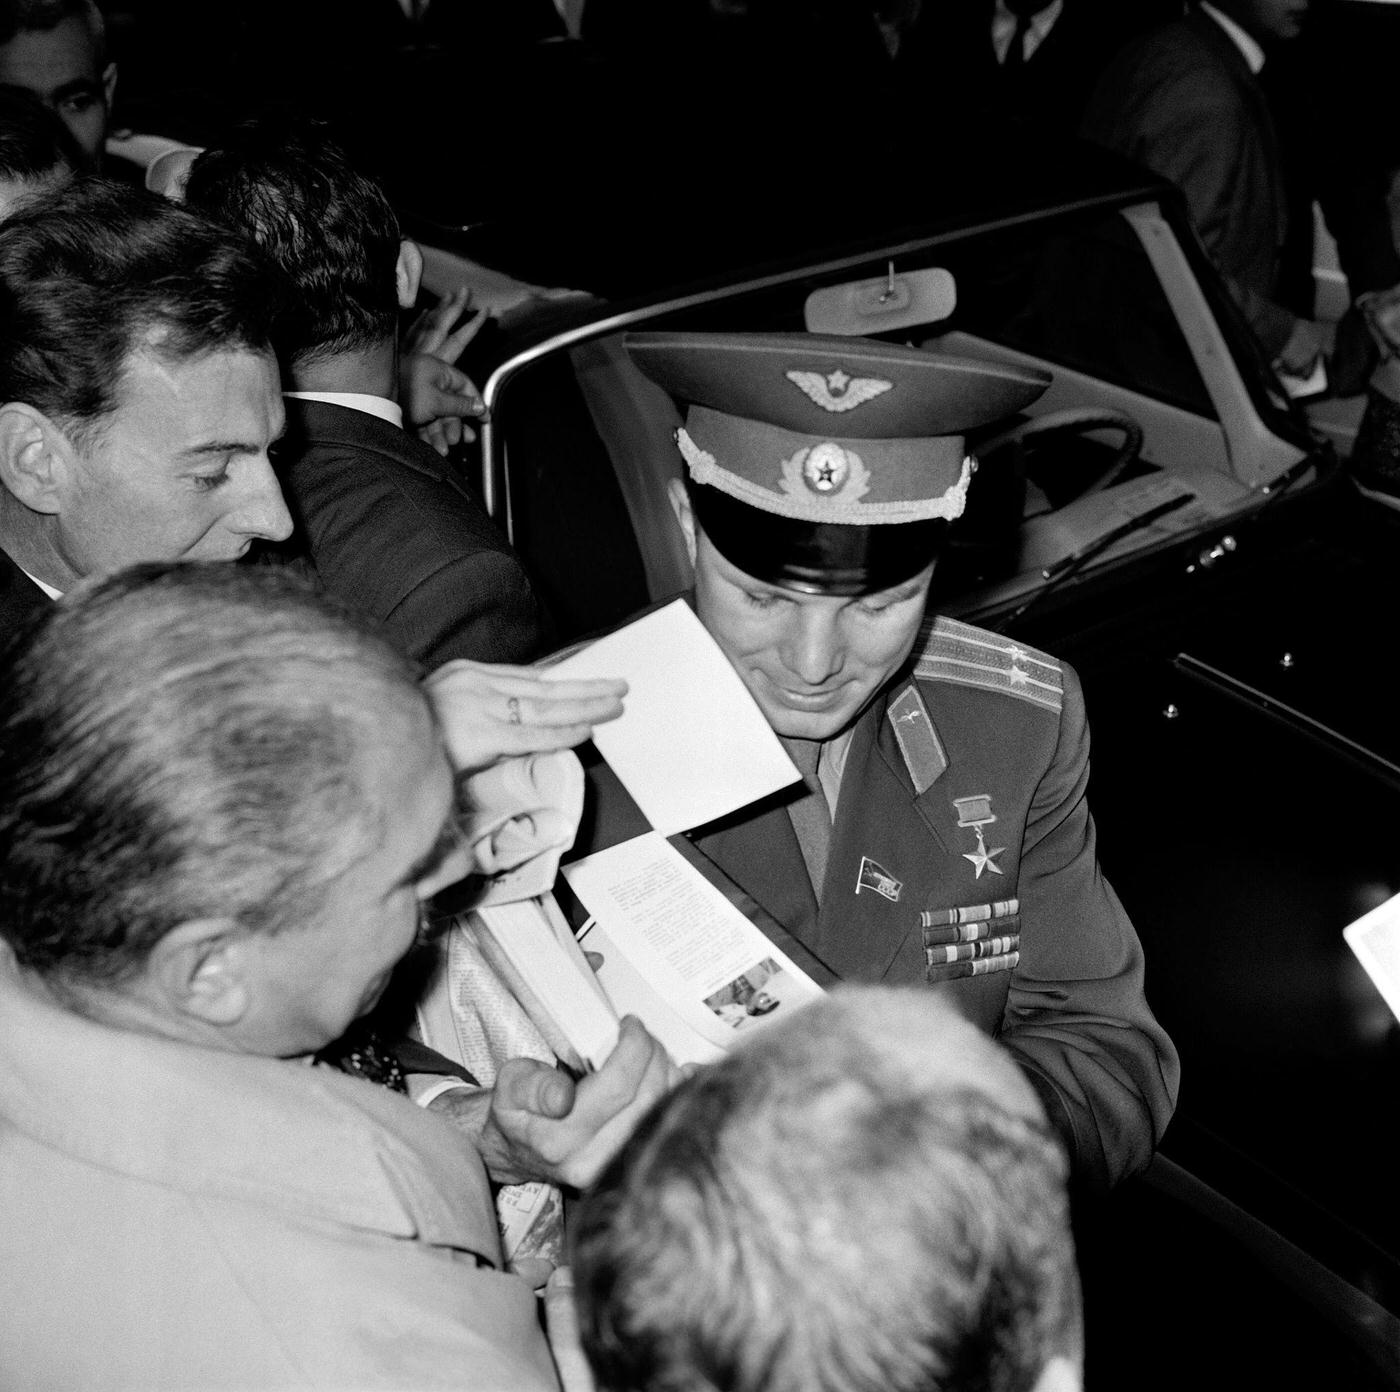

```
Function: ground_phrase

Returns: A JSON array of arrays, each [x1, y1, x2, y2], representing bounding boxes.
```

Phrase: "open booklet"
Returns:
[[460, 599, 821, 1070], [469, 831, 824, 1071], [567, 833, 823, 1065]]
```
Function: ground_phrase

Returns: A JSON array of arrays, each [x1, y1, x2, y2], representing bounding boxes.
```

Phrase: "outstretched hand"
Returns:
[[481, 1017, 680, 1189], [424, 659, 627, 775], [1361, 283, 1400, 358], [400, 286, 489, 454]]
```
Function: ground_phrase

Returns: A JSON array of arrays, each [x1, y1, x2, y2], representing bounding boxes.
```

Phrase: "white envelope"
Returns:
[[545, 600, 798, 834]]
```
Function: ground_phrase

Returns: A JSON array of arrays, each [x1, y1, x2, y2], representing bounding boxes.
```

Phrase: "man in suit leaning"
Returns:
[[1081, 0, 1325, 381], [183, 117, 543, 669], [571, 332, 1180, 1190]]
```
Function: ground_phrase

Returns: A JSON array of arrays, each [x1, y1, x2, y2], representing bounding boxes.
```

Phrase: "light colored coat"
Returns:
[[0, 946, 560, 1392]]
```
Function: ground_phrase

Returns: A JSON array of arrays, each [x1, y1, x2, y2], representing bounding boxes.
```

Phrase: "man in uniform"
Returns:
[[579, 331, 1179, 1189]]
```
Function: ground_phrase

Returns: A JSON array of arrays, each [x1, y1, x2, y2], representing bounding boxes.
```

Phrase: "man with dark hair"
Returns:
[[0, 0, 112, 170], [0, 177, 294, 628], [0, 85, 76, 216], [572, 986, 1083, 1392], [0, 561, 668, 1390], [183, 117, 543, 668], [576, 332, 1179, 1189]]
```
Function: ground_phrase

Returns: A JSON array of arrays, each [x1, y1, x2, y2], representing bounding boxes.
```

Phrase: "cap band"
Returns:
[[677, 407, 974, 525], [691, 482, 947, 595]]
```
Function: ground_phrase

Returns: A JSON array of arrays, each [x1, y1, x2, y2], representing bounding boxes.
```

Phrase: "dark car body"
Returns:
[[439, 132, 1400, 1387]]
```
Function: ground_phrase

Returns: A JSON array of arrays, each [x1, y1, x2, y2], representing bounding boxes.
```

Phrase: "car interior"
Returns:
[[478, 193, 1320, 645], [466, 182, 1400, 1388]]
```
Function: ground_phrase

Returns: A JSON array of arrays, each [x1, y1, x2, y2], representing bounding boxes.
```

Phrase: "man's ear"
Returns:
[[1031, 1355, 1082, 1392], [0, 403, 72, 515], [666, 477, 698, 567], [102, 61, 118, 111], [396, 239, 425, 311], [145, 918, 252, 1029]]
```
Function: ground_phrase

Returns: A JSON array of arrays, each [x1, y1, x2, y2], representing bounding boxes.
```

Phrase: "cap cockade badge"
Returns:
[[804, 441, 849, 493], [785, 368, 893, 414], [779, 443, 871, 501]]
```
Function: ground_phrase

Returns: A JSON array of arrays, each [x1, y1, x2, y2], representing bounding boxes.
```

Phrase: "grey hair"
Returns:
[[572, 986, 1080, 1392], [0, 561, 430, 985]]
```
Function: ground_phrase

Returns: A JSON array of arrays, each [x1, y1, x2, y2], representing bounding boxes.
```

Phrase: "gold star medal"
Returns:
[[953, 794, 1006, 880]]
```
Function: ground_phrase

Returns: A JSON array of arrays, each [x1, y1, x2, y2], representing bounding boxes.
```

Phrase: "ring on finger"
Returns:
[[507, 696, 522, 725]]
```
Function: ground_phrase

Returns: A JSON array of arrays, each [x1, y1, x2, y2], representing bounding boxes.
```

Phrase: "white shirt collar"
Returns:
[[992, 0, 1064, 64], [20, 567, 62, 600], [1200, 2, 1266, 74], [284, 391, 404, 430]]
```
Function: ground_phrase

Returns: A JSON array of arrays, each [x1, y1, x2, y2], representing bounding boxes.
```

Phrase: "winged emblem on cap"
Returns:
[[786, 369, 893, 413]]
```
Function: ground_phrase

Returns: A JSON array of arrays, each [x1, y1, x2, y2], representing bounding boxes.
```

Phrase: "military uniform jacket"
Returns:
[[578, 615, 1179, 1189]]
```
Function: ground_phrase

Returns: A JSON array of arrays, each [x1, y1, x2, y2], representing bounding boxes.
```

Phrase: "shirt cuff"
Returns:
[[411, 1076, 483, 1109]]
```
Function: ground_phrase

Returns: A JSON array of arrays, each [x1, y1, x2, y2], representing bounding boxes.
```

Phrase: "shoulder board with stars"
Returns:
[[911, 616, 1063, 714]]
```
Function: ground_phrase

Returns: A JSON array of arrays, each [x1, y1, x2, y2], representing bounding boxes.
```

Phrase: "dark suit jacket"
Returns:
[[573, 612, 1179, 1189], [895, 0, 1165, 135], [1081, 9, 1296, 356], [1, 544, 50, 641], [277, 399, 541, 669]]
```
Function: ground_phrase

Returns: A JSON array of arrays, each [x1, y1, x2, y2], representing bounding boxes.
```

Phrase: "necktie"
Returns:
[[314, 1023, 407, 1093], [1004, 10, 1032, 69], [783, 737, 832, 902]]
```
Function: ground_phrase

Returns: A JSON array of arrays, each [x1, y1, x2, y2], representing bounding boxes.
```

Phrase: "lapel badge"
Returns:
[[856, 855, 903, 902], [953, 794, 1006, 880]]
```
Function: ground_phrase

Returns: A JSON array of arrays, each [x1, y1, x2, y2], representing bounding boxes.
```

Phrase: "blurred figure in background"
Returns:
[[894, 0, 1170, 136], [572, 986, 1082, 1392], [0, 84, 76, 216], [1082, 1, 1327, 386], [0, 0, 112, 169]]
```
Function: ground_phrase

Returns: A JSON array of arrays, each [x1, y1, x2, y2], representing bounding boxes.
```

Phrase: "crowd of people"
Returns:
[[0, 0, 1395, 1388]]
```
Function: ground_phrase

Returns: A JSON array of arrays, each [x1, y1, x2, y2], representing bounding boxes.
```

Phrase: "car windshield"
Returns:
[[925, 205, 1215, 419], [491, 196, 1304, 641]]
